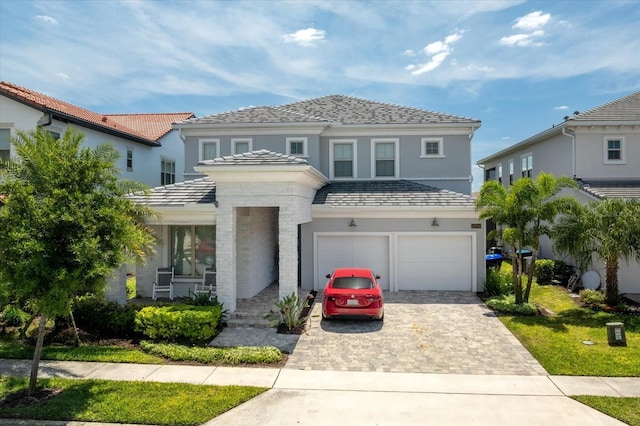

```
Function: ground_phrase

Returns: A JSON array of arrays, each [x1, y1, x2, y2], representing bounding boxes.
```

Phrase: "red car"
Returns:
[[322, 267, 384, 321]]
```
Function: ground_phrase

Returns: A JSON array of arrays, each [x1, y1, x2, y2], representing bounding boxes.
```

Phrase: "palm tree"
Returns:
[[476, 172, 578, 304], [553, 198, 640, 305]]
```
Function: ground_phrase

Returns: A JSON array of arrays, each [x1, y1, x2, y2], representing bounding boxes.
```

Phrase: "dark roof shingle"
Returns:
[[199, 149, 308, 166], [569, 91, 640, 122], [579, 179, 640, 200], [313, 180, 475, 207], [128, 177, 216, 206]]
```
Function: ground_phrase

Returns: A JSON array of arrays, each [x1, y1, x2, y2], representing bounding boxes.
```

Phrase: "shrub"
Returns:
[[579, 289, 605, 305], [486, 295, 538, 316], [134, 305, 222, 344], [484, 268, 513, 297], [534, 259, 555, 285], [552, 260, 574, 285], [73, 295, 142, 338], [1, 305, 30, 327], [264, 292, 309, 331], [139, 341, 282, 364]]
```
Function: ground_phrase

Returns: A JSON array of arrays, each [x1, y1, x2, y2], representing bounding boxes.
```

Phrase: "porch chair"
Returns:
[[194, 267, 216, 299], [152, 267, 174, 300]]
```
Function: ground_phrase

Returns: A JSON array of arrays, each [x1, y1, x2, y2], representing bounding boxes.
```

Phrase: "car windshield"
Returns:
[[332, 277, 373, 289]]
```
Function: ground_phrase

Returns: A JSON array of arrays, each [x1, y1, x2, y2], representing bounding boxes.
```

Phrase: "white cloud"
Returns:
[[403, 49, 416, 57], [282, 28, 325, 47], [554, 105, 569, 110], [500, 30, 544, 47], [56, 72, 70, 79], [409, 30, 465, 75], [35, 15, 58, 25], [513, 11, 550, 30]]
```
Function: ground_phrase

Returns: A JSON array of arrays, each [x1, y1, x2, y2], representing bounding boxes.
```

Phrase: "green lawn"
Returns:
[[573, 396, 640, 426], [0, 377, 266, 426], [498, 282, 640, 376]]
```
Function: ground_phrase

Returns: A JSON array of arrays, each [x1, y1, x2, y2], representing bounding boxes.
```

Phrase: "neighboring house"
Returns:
[[478, 91, 640, 294], [128, 95, 485, 312], [0, 81, 193, 187]]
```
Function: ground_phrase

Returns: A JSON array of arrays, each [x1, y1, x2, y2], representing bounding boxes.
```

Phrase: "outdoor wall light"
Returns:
[[349, 219, 357, 227], [431, 218, 439, 227]]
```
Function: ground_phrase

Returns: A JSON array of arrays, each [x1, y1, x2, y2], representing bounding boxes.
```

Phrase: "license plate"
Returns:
[[346, 299, 359, 306]]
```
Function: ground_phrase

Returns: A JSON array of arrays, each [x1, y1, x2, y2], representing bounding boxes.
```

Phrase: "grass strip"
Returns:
[[0, 376, 266, 426], [572, 396, 640, 426]]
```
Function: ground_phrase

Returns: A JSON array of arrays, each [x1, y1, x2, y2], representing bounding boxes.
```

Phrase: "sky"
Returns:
[[1, 0, 639, 191]]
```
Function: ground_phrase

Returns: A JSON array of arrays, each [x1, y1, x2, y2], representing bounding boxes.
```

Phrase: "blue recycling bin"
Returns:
[[485, 253, 503, 269]]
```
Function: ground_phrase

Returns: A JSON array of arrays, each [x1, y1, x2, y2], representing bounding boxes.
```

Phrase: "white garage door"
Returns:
[[316, 235, 389, 290], [397, 235, 472, 291]]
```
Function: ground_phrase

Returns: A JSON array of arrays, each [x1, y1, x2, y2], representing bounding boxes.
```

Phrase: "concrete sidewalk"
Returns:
[[0, 359, 638, 425]]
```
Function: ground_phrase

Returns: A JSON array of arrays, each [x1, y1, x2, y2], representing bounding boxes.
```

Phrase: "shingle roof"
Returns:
[[569, 91, 640, 122], [105, 113, 194, 140], [199, 149, 309, 166], [178, 95, 480, 126], [313, 180, 475, 207], [578, 179, 640, 200], [0, 81, 193, 144], [128, 177, 216, 206]]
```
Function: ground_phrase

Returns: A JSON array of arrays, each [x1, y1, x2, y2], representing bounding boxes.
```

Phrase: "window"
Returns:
[[232, 138, 252, 155], [330, 140, 356, 179], [497, 164, 503, 185], [420, 137, 444, 157], [126, 149, 133, 170], [485, 167, 496, 181], [48, 130, 61, 140], [171, 225, 216, 276], [161, 159, 176, 185], [199, 139, 219, 161], [521, 153, 532, 178], [604, 136, 626, 164], [373, 140, 397, 178], [508, 159, 514, 185], [0, 129, 10, 160], [286, 137, 308, 156]]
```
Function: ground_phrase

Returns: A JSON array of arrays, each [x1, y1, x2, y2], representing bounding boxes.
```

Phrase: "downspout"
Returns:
[[469, 126, 477, 185], [36, 112, 52, 128], [561, 126, 576, 178]]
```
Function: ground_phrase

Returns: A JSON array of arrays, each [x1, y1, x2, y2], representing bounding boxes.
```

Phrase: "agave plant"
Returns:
[[264, 292, 309, 332]]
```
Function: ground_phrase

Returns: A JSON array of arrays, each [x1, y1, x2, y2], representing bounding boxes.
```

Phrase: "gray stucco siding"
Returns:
[[574, 130, 640, 179]]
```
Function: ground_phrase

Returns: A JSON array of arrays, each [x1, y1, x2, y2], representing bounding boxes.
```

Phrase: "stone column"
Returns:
[[278, 206, 298, 301], [105, 265, 127, 306], [216, 205, 237, 312]]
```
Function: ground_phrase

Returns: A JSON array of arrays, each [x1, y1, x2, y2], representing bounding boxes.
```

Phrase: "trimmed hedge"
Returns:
[[534, 259, 555, 285], [134, 305, 222, 344], [73, 296, 142, 338]]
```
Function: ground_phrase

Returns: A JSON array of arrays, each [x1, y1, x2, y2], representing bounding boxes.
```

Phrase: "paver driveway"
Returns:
[[285, 291, 547, 375]]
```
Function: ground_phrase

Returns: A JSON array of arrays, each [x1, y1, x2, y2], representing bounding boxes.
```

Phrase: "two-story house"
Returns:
[[0, 81, 193, 187], [478, 91, 640, 294], [128, 95, 485, 312]]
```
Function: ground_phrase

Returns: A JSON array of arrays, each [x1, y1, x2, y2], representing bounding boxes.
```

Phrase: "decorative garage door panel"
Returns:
[[317, 235, 390, 290], [397, 235, 472, 291]]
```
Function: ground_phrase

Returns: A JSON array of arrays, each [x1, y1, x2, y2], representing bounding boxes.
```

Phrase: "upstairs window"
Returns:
[[0, 129, 10, 160], [232, 138, 252, 155], [497, 163, 503, 184], [161, 158, 176, 185], [521, 153, 533, 178], [287, 137, 308, 156], [373, 139, 397, 178], [604, 137, 626, 164], [199, 139, 219, 161], [330, 140, 356, 179], [420, 137, 444, 157], [508, 159, 514, 185], [126, 149, 133, 170]]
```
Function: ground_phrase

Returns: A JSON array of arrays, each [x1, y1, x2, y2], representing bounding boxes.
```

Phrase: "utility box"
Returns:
[[606, 322, 627, 346]]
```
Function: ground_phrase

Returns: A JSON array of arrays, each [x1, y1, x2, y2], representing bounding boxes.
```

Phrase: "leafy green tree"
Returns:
[[0, 128, 157, 395], [553, 198, 640, 305], [476, 172, 578, 304]]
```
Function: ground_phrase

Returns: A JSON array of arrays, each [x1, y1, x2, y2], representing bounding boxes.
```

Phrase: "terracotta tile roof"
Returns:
[[105, 113, 194, 140], [568, 91, 640, 123], [578, 179, 640, 200], [0, 81, 193, 144], [199, 149, 309, 166], [128, 177, 216, 206], [178, 95, 480, 126], [313, 180, 475, 207]]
